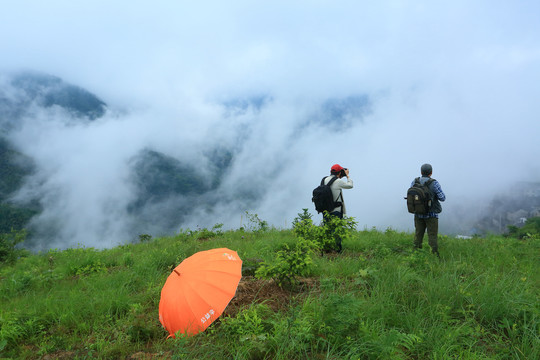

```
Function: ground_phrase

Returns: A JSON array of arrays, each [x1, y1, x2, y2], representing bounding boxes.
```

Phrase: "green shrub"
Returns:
[[138, 234, 152, 242], [72, 259, 108, 276], [255, 237, 317, 286], [188, 223, 224, 240], [292, 210, 318, 242], [291, 208, 313, 228], [220, 304, 271, 338], [244, 212, 269, 233], [292, 210, 357, 252], [218, 304, 274, 358], [321, 213, 357, 250]]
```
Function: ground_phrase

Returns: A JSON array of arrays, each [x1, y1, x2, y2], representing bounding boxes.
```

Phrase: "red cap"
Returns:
[[331, 164, 344, 173]]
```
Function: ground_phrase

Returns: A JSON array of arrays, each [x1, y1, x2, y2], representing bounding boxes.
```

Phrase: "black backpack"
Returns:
[[312, 176, 342, 214], [406, 177, 435, 214]]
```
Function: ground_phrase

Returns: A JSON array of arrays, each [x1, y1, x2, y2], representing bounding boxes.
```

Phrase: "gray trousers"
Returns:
[[414, 216, 439, 253]]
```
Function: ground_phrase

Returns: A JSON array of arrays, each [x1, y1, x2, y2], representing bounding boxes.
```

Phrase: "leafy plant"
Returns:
[[255, 237, 317, 287], [293, 209, 357, 252], [220, 304, 270, 338], [320, 213, 357, 252], [292, 209, 318, 240], [72, 260, 108, 276], [189, 223, 224, 240], [292, 208, 313, 227], [245, 212, 269, 233], [218, 304, 273, 358], [138, 234, 152, 243], [523, 232, 540, 240]]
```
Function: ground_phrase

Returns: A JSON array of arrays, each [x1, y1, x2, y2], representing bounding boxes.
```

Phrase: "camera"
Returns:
[[340, 168, 348, 177]]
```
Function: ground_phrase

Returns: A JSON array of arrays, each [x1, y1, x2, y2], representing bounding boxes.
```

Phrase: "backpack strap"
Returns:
[[426, 178, 436, 197], [321, 175, 339, 186], [323, 176, 343, 212], [416, 177, 435, 187], [336, 190, 344, 213]]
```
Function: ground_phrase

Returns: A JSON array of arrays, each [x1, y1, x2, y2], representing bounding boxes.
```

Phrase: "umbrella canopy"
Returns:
[[159, 248, 242, 337]]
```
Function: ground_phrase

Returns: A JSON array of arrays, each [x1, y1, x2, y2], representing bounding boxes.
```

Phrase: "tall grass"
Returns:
[[0, 227, 538, 359]]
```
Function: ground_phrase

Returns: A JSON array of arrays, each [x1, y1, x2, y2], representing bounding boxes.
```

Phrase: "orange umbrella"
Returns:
[[158, 248, 242, 337]]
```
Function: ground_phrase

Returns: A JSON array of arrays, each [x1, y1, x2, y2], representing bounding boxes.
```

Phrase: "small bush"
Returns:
[[188, 223, 224, 240], [245, 212, 269, 233], [255, 237, 317, 286], [218, 304, 273, 358], [138, 234, 152, 243], [292, 208, 313, 228], [72, 259, 108, 276], [220, 304, 272, 338], [292, 209, 357, 253]]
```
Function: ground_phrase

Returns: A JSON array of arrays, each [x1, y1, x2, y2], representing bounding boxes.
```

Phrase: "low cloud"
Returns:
[[1, 2, 539, 249]]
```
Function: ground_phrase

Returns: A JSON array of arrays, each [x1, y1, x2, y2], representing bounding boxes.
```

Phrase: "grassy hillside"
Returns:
[[0, 223, 538, 359]]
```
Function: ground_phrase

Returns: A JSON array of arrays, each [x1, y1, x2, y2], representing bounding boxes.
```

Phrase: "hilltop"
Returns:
[[1, 225, 538, 359]]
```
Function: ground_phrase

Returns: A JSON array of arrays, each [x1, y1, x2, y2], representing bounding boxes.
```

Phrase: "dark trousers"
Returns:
[[323, 211, 343, 252], [414, 216, 439, 254]]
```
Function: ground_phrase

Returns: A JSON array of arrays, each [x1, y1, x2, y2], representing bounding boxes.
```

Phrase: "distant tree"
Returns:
[[0, 204, 38, 233], [0, 228, 28, 264], [0, 138, 38, 233]]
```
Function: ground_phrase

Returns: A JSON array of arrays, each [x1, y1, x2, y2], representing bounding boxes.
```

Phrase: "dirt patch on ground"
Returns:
[[223, 276, 319, 316], [42, 351, 76, 359]]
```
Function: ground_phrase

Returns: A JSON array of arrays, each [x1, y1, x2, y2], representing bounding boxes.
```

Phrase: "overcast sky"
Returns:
[[1, 1, 540, 248]]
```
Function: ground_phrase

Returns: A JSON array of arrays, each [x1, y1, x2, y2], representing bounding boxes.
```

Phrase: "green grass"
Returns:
[[1, 227, 538, 359]]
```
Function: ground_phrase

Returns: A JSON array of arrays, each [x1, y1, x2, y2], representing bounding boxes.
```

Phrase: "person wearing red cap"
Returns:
[[323, 164, 354, 252]]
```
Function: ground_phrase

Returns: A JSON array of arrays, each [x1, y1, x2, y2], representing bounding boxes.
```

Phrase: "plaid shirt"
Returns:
[[411, 177, 446, 218]]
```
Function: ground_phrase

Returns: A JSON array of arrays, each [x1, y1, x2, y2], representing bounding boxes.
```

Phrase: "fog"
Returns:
[[1, 1, 540, 249]]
